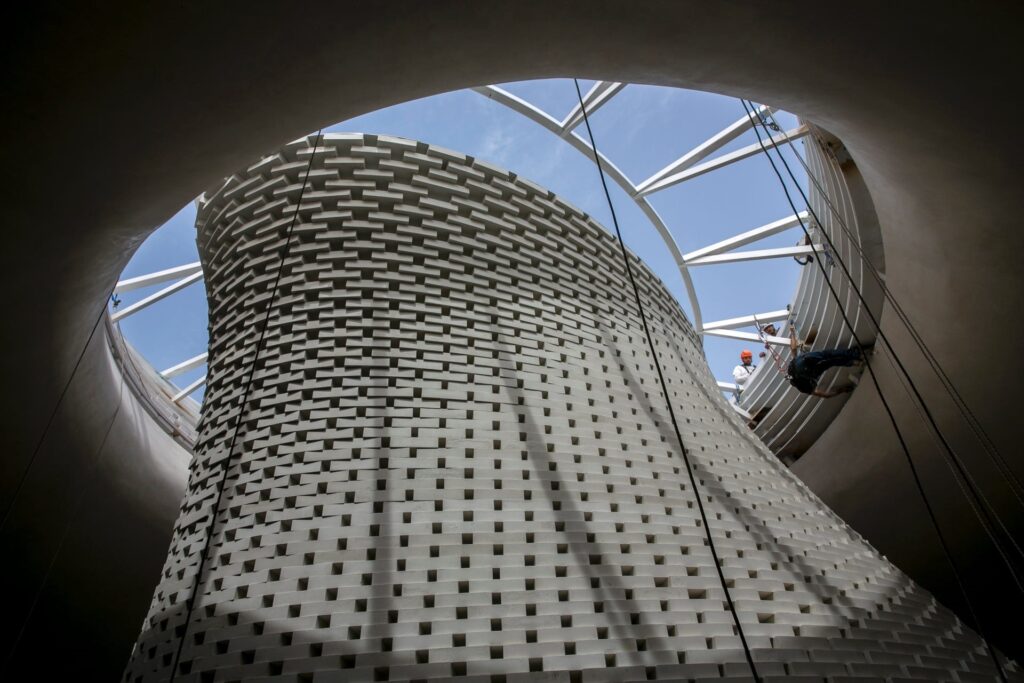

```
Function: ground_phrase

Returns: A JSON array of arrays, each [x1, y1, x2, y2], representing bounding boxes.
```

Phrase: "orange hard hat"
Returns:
[[740, 349, 753, 360]]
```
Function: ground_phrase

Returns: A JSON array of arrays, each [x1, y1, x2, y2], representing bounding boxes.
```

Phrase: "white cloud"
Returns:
[[478, 123, 516, 166]]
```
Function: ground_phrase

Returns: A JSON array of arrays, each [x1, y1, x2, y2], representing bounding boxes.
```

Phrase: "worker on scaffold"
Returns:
[[786, 326, 867, 398], [732, 350, 756, 394]]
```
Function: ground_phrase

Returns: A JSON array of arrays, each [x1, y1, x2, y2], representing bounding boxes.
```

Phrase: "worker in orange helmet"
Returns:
[[732, 349, 756, 393]]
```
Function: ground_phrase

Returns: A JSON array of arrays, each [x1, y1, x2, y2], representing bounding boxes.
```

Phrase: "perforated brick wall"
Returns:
[[124, 133, 1015, 682]]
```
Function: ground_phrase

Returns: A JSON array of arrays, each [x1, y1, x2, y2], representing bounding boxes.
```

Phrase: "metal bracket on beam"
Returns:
[[686, 244, 817, 267], [684, 213, 808, 262]]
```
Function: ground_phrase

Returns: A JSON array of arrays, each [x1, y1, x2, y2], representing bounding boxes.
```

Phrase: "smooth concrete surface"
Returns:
[[4, 2, 1023, 677], [0, 318, 191, 677], [126, 134, 1004, 682]]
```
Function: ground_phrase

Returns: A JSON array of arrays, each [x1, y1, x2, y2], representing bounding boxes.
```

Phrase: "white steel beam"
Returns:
[[110, 270, 204, 322], [683, 212, 809, 262], [636, 124, 810, 197], [160, 352, 209, 379], [717, 381, 739, 394], [704, 329, 791, 346], [473, 84, 705, 330], [172, 374, 207, 403], [702, 309, 791, 332], [686, 244, 817, 267], [635, 105, 771, 194], [729, 402, 753, 419], [474, 85, 565, 135], [560, 82, 626, 134], [114, 262, 203, 294]]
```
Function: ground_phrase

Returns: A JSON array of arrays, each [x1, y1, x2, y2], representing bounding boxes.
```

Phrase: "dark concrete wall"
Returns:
[[0, 321, 190, 677]]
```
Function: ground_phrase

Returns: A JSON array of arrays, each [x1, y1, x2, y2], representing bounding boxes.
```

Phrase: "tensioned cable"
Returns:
[[757, 108, 1024, 513], [745, 100, 1024, 573], [740, 98, 1009, 680], [2, 371, 125, 673], [757, 107, 1024, 507], [0, 292, 113, 532], [167, 130, 323, 682], [751, 314, 788, 377], [574, 79, 761, 682]]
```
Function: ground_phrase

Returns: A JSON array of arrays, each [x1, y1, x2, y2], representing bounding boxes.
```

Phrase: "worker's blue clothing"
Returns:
[[787, 348, 861, 394]]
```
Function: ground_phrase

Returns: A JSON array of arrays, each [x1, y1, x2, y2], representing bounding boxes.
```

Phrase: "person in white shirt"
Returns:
[[732, 349, 756, 393]]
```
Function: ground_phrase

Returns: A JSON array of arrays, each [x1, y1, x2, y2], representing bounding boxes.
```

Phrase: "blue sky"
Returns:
[[114, 80, 807, 402]]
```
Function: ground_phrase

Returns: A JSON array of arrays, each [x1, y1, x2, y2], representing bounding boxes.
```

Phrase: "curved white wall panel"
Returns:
[[125, 134, 1007, 682]]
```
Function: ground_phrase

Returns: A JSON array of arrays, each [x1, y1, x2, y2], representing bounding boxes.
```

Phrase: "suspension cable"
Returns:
[[741, 99, 1008, 680], [746, 101, 1024, 571], [759, 108, 1024, 506], [574, 80, 761, 681], [166, 131, 323, 682], [751, 314, 789, 377], [0, 291, 113, 532], [3, 370, 126, 673]]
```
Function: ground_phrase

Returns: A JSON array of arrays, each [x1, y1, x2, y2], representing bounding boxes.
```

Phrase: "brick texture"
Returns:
[[124, 133, 1016, 682]]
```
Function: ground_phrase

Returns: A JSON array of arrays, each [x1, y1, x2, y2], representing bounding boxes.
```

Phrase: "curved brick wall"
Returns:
[[124, 133, 1009, 682]]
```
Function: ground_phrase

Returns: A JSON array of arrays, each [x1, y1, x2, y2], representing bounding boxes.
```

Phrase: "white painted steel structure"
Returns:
[[110, 269, 203, 323], [109, 82, 859, 447], [472, 83, 825, 415], [113, 261, 202, 293], [733, 120, 881, 460], [159, 352, 208, 379]]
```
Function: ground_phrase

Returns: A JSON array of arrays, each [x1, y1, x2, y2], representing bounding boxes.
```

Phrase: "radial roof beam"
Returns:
[[172, 374, 206, 403], [110, 270, 204, 322], [686, 244, 817, 266], [114, 262, 203, 294], [473, 86, 640, 193], [474, 85, 565, 136], [684, 212, 809, 262], [702, 309, 791, 332], [717, 381, 739, 394], [560, 81, 626, 134], [473, 84, 705, 330], [704, 328, 791, 346], [635, 105, 771, 195], [160, 352, 209, 379], [728, 401, 752, 419], [636, 124, 810, 197]]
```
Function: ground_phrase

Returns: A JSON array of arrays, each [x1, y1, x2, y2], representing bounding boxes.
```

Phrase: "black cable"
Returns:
[[575, 79, 761, 682], [3, 371, 125, 673], [747, 101, 1024, 572], [0, 292, 112, 532], [167, 131, 323, 682], [761, 108, 1024, 507], [741, 99, 1008, 680], [760, 104, 1024, 519]]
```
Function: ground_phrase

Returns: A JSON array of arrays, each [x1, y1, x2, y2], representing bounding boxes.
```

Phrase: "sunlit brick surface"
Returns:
[[124, 134, 1011, 682]]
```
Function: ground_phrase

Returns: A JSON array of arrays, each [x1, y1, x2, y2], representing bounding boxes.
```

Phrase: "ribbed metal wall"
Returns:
[[739, 128, 884, 463]]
